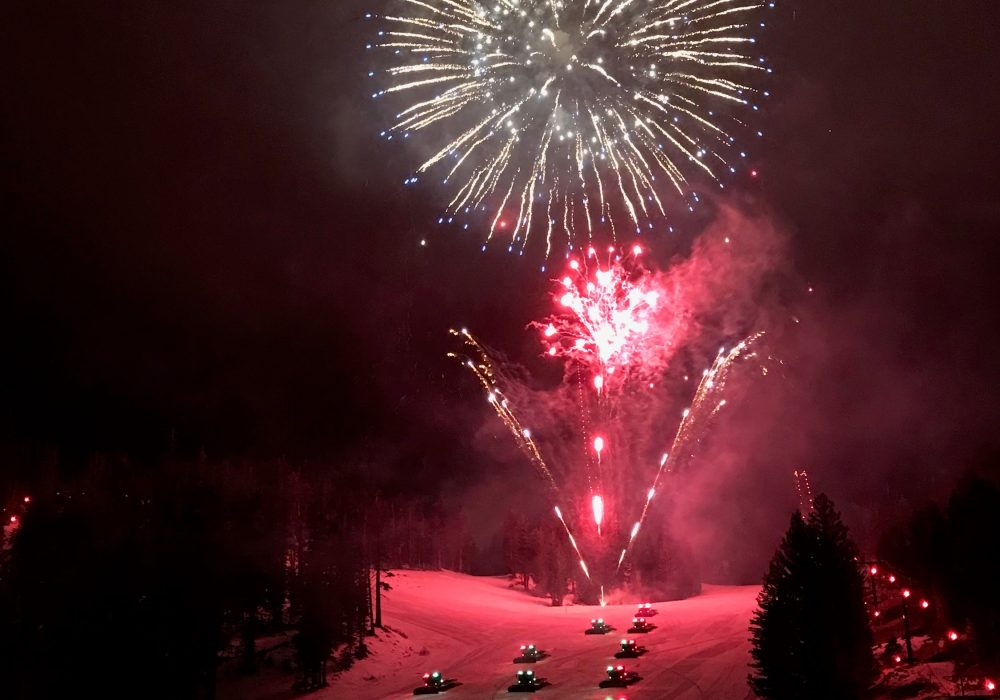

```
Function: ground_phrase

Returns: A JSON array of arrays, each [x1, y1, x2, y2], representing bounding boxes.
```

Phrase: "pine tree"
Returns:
[[805, 495, 877, 697], [749, 495, 876, 700], [749, 511, 812, 700]]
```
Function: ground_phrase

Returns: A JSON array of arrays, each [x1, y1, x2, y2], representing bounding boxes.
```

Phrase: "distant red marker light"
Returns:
[[870, 566, 878, 576], [902, 589, 911, 599], [986, 679, 996, 692], [920, 599, 929, 609], [948, 630, 959, 641], [750, 169, 759, 178], [893, 655, 902, 664], [23, 496, 30, 503], [9, 515, 16, 524]]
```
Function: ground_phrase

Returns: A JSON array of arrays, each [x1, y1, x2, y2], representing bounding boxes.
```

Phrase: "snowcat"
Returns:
[[413, 670, 459, 695], [614, 638, 648, 659], [599, 664, 642, 688], [513, 644, 548, 663], [627, 616, 655, 634], [507, 669, 549, 693], [585, 617, 614, 635], [635, 602, 659, 617]]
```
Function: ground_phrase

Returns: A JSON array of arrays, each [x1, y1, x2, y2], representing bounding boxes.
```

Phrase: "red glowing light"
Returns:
[[870, 566, 878, 576], [23, 496, 30, 503], [893, 655, 902, 664], [9, 515, 16, 524], [750, 169, 758, 178], [948, 631, 959, 641], [594, 375, 604, 392], [889, 575, 896, 583], [536, 248, 671, 385], [594, 436, 605, 454], [874, 611, 880, 618], [987, 679, 996, 692], [920, 599, 929, 609], [592, 495, 605, 532], [902, 589, 911, 599]]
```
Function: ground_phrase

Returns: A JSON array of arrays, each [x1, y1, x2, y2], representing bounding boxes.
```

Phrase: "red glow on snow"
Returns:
[[544, 324, 557, 337]]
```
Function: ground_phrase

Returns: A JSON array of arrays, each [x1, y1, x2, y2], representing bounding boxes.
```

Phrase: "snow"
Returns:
[[222, 570, 760, 699], [873, 662, 963, 699]]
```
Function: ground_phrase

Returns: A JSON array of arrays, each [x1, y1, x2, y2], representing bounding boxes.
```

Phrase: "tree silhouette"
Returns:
[[750, 494, 876, 700]]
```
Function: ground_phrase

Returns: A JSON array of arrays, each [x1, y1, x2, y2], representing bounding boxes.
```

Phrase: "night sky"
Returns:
[[3, 2, 999, 558]]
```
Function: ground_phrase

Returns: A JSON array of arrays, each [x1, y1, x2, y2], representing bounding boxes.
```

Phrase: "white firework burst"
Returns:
[[370, 0, 772, 257]]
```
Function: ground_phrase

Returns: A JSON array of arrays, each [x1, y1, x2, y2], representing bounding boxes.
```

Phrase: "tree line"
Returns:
[[0, 454, 476, 698]]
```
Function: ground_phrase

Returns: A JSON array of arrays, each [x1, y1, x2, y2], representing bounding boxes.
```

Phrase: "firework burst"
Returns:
[[370, 0, 772, 255], [449, 245, 769, 586]]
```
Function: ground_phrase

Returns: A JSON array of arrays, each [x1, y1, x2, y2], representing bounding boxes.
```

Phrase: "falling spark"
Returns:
[[371, 0, 772, 254], [793, 469, 814, 512]]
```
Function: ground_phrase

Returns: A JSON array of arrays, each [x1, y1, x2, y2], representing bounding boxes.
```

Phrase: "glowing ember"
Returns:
[[538, 247, 671, 385], [592, 495, 605, 535]]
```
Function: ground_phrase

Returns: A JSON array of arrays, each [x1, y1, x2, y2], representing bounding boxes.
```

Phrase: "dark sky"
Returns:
[[2, 1, 999, 542]]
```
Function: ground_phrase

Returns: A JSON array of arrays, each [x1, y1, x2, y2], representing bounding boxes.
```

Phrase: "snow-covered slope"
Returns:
[[224, 570, 760, 699]]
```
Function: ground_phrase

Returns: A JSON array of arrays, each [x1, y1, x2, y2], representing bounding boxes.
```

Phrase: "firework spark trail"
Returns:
[[449, 246, 770, 580], [449, 328, 593, 575], [371, 0, 772, 254], [616, 331, 765, 570], [448, 328, 560, 491], [793, 469, 814, 512]]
